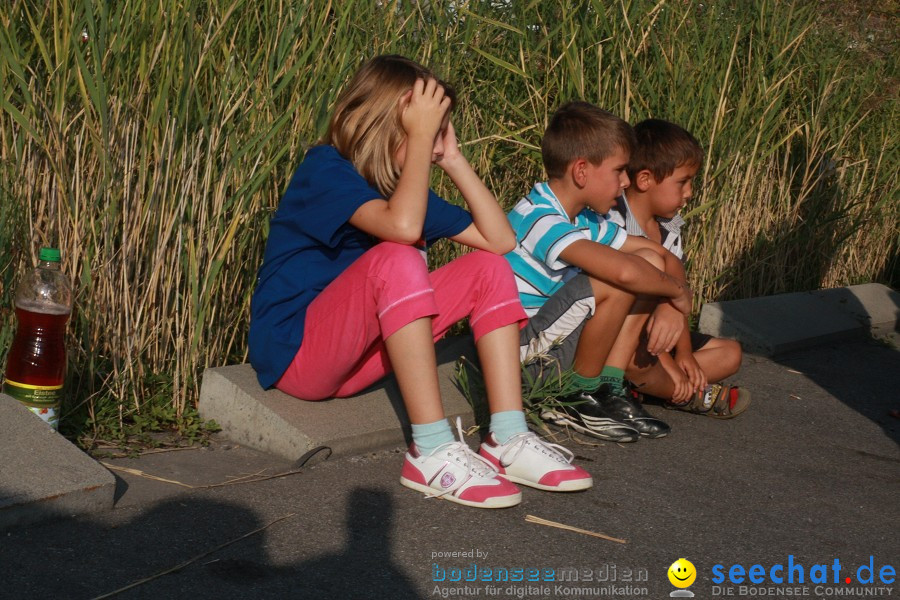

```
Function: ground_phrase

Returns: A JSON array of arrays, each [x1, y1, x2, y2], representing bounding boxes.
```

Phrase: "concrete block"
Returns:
[[837, 283, 900, 334], [699, 283, 899, 356], [199, 336, 478, 462], [0, 394, 115, 531]]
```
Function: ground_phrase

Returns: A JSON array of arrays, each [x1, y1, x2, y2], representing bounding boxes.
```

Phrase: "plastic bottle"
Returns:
[[3, 247, 72, 429]]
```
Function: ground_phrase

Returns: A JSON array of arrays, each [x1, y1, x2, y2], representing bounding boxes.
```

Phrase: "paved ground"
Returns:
[[2, 337, 898, 600]]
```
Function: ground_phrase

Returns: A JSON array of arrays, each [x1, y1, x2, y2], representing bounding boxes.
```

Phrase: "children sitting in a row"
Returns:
[[509, 105, 751, 443], [249, 55, 749, 510]]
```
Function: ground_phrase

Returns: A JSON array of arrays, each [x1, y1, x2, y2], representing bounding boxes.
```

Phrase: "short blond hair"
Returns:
[[324, 55, 456, 197]]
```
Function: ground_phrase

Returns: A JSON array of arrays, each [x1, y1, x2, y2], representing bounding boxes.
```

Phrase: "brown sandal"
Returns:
[[665, 384, 751, 419]]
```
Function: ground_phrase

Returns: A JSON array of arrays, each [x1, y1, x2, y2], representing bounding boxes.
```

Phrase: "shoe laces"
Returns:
[[496, 431, 574, 469], [600, 388, 637, 413], [424, 417, 499, 499]]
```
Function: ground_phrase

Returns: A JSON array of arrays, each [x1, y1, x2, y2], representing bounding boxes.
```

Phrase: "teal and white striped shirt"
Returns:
[[505, 182, 627, 316]]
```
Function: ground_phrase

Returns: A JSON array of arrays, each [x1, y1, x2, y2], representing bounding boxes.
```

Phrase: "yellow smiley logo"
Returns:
[[668, 558, 696, 588]]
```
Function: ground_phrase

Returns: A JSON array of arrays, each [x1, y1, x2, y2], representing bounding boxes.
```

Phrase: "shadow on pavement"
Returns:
[[0, 486, 418, 599], [284, 487, 419, 599]]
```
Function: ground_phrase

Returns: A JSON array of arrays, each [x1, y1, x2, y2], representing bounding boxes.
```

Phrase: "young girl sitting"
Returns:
[[249, 55, 592, 508]]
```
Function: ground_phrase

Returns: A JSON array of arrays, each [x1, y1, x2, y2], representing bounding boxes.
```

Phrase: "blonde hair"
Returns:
[[324, 55, 456, 197]]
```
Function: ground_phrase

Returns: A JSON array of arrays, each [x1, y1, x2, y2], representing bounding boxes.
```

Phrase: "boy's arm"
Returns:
[[558, 240, 692, 315], [655, 351, 693, 404], [674, 325, 707, 393], [616, 235, 689, 353], [645, 235, 705, 392], [647, 300, 685, 355], [650, 251, 689, 352]]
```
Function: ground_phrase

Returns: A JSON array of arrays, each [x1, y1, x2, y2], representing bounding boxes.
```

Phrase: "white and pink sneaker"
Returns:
[[479, 431, 593, 492], [400, 423, 522, 509]]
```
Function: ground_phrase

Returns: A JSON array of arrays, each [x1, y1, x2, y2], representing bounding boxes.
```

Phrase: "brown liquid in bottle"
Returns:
[[4, 304, 69, 387]]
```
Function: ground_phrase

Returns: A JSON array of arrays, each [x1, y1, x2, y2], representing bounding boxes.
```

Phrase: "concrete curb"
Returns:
[[202, 284, 899, 461], [699, 283, 899, 356], [199, 336, 478, 463], [0, 394, 115, 531]]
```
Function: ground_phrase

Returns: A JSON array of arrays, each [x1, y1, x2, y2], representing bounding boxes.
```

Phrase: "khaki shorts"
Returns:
[[519, 274, 594, 383]]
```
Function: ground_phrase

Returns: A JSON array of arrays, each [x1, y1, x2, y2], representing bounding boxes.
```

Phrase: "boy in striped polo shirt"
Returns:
[[606, 119, 750, 418], [507, 102, 693, 442]]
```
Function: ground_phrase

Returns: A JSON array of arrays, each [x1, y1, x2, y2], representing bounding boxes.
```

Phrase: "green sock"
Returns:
[[598, 366, 626, 394], [572, 372, 603, 393]]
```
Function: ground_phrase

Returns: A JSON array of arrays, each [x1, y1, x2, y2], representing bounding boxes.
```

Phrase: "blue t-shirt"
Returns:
[[249, 144, 473, 388]]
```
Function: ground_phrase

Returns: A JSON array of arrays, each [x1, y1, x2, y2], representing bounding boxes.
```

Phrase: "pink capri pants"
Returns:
[[276, 242, 527, 400]]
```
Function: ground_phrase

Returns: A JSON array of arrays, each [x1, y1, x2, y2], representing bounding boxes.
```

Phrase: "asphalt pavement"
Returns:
[[1, 336, 898, 600]]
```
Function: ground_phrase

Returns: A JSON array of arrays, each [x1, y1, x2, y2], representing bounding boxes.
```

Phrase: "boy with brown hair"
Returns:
[[507, 102, 693, 442], [606, 118, 750, 417]]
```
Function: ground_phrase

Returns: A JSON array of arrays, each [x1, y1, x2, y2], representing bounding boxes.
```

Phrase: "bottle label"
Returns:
[[2, 379, 63, 407]]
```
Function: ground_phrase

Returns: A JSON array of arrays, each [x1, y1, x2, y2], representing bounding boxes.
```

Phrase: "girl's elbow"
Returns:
[[391, 221, 424, 245], [494, 235, 516, 255], [398, 230, 423, 245]]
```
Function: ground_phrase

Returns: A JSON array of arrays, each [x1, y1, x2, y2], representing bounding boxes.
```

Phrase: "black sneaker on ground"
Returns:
[[540, 391, 640, 443], [597, 383, 671, 438]]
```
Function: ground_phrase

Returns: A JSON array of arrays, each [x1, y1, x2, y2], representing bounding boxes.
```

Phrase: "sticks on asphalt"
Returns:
[[525, 514, 626, 544]]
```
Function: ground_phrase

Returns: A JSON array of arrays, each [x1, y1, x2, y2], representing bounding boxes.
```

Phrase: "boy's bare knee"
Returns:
[[631, 247, 665, 270], [714, 338, 743, 375], [725, 339, 743, 371]]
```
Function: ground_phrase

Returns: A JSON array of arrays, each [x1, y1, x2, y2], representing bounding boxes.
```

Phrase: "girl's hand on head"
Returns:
[[400, 78, 451, 141], [434, 120, 464, 169]]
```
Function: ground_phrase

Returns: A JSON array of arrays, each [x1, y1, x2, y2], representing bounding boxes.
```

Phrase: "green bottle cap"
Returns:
[[39, 247, 61, 262]]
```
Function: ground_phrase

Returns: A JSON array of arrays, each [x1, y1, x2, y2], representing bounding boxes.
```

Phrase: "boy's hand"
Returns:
[[659, 356, 692, 404], [400, 78, 451, 141], [669, 285, 693, 317], [676, 353, 707, 395], [645, 302, 685, 355]]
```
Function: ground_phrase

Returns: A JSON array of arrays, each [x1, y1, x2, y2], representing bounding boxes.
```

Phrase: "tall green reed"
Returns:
[[0, 0, 896, 443]]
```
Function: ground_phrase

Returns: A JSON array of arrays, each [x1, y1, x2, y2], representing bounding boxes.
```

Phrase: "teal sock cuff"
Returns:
[[489, 410, 528, 444], [572, 372, 603, 392], [411, 419, 454, 455]]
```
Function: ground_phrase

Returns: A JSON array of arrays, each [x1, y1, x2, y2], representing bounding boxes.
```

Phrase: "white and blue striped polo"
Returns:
[[606, 192, 685, 260], [505, 182, 627, 316]]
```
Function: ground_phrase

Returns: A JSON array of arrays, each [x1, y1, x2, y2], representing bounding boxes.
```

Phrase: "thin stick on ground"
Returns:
[[100, 463, 194, 488], [93, 446, 202, 458], [100, 462, 307, 489], [88, 513, 296, 600], [525, 514, 626, 544]]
